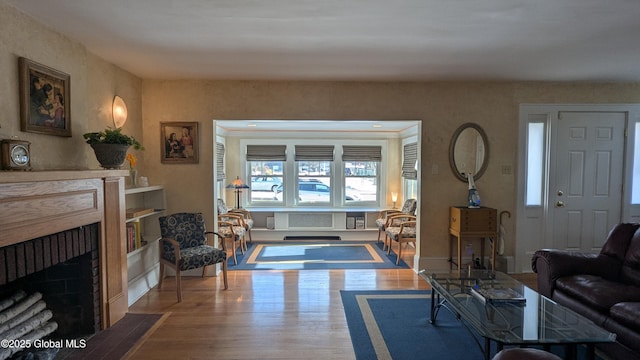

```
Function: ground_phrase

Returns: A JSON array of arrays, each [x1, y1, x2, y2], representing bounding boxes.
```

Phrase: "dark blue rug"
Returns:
[[227, 241, 409, 270], [340, 290, 605, 360]]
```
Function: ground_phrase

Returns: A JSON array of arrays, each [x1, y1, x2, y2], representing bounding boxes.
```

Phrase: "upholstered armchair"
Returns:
[[217, 198, 254, 244], [384, 214, 417, 264], [217, 214, 246, 264], [375, 198, 417, 246], [158, 212, 228, 302]]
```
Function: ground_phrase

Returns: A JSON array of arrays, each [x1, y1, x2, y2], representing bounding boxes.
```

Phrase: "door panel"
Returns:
[[551, 112, 625, 252]]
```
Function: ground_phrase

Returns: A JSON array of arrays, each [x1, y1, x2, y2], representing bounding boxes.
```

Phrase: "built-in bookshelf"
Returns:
[[124, 185, 166, 306]]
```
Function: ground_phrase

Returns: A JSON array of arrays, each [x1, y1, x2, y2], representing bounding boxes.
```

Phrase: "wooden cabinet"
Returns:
[[449, 206, 497, 270], [125, 185, 165, 306]]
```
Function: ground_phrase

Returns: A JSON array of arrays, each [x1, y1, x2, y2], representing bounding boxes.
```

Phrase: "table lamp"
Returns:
[[226, 176, 250, 208]]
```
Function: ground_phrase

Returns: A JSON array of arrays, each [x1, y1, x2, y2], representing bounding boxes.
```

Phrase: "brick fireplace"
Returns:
[[0, 170, 129, 330], [0, 224, 101, 337]]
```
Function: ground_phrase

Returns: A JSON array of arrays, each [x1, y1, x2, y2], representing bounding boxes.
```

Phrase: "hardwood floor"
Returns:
[[127, 243, 425, 359], [126, 245, 537, 359]]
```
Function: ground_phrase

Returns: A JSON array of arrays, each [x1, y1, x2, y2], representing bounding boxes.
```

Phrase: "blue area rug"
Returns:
[[340, 290, 604, 360], [227, 241, 409, 270]]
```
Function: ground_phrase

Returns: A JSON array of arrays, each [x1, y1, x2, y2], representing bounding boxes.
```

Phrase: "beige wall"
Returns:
[[142, 80, 640, 261], [0, 2, 143, 171], [3, 1, 640, 263]]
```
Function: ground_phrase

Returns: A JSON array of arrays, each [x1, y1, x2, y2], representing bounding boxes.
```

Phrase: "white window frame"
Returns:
[[241, 139, 386, 208]]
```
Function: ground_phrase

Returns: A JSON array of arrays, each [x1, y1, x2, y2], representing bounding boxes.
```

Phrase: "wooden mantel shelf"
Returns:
[[0, 169, 130, 329], [0, 169, 129, 183]]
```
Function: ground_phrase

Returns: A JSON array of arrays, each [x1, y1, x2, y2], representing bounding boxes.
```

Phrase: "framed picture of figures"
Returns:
[[19, 57, 71, 137], [160, 122, 199, 164]]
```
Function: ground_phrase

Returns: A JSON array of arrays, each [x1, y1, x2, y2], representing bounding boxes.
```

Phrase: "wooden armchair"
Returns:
[[384, 214, 417, 264], [218, 198, 254, 244], [158, 213, 228, 302], [375, 198, 417, 246], [217, 214, 246, 264]]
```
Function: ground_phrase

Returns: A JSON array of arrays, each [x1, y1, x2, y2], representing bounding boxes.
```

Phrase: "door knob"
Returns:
[[555, 201, 565, 207]]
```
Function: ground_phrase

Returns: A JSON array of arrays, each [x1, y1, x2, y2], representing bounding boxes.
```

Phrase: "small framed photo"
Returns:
[[19, 57, 71, 137], [160, 122, 199, 164]]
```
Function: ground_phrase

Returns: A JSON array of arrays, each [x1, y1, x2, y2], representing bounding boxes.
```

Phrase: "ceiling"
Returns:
[[6, 0, 640, 82]]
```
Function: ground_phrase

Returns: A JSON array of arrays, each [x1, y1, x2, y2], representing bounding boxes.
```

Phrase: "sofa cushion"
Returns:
[[601, 223, 640, 261], [555, 275, 640, 312], [609, 302, 640, 332], [621, 228, 640, 287]]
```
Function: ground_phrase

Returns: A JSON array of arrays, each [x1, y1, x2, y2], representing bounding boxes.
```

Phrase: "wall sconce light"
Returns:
[[391, 192, 398, 209], [226, 176, 250, 208], [112, 95, 128, 128]]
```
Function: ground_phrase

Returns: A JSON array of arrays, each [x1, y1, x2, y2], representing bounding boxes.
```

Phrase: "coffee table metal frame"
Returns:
[[419, 269, 616, 360]]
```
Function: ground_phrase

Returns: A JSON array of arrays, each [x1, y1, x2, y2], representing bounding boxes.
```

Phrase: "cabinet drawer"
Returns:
[[450, 207, 497, 232]]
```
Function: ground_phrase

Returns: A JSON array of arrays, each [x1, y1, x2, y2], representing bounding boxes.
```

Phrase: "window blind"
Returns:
[[401, 143, 418, 179], [342, 145, 382, 161], [294, 145, 335, 161], [246, 145, 287, 161], [215, 142, 225, 181]]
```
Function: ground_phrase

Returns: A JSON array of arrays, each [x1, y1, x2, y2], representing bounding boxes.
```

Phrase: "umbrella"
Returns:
[[499, 211, 511, 255]]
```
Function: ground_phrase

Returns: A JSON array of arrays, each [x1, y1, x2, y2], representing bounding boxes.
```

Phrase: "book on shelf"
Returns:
[[126, 223, 135, 252], [470, 286, 526, 305], [126, 221, 143, 252], [126, 207, 155, 219]]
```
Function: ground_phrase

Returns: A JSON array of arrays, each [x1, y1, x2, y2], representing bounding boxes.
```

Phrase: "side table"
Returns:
[[449, 206, 497, 270]]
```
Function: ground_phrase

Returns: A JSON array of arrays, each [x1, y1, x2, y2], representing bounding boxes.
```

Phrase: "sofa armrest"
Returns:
[[532, 250, 605, 298]]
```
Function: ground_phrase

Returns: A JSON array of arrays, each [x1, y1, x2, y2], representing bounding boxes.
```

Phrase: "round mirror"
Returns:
[[448, 123, 489, 182]]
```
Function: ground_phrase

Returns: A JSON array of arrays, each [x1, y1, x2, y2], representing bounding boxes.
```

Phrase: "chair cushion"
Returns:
[[217, 198, 229, 214], [159, 213, 207, 250], [218, 225, 245, 239], [162, 244, 227, 271], [401, 199, 417, 214], [375, 218, 386, 230], [385, 226, 416, 241]]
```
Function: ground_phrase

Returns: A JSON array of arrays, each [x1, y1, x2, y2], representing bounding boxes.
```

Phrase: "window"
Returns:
[[295, 145, 334, 204], [343, 145, 381, 204], [215, 142, 225, 182], [295, 161, 332, 203], [244, 141, 385, 207], [247, 145, 286, 204], [401, 139, 418, 203], [632, 123, 640, 204], [526, 122, 545, 206], [401, 143, 418, 180]]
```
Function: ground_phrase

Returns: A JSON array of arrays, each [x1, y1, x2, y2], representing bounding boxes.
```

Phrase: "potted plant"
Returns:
[[83, 127, 144, 169]]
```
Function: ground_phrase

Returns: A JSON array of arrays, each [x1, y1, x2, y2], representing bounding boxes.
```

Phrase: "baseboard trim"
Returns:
[[283, 235, 341, 240]]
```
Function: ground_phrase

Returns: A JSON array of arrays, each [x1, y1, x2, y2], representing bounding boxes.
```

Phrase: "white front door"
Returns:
[[550, 111, 626, 252]]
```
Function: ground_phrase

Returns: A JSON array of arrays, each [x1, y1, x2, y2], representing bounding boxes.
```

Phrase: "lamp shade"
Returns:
[[226, 176, 249, 208], [226, 176, 250, 189], [112, 95, 128, 128]]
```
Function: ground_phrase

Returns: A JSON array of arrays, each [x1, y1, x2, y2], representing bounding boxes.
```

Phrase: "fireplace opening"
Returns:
[[0, 224, 101, 343]]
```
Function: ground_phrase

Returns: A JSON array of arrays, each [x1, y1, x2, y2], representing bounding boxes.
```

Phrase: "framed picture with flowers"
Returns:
[[160, 122, 199, 164]]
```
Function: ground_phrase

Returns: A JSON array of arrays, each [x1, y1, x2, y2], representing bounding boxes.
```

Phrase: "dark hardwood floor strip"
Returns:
[[63, 313, 165, 360]]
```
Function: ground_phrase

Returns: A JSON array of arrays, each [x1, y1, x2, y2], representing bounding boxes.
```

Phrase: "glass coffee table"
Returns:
[[418, 269, 616, 360]]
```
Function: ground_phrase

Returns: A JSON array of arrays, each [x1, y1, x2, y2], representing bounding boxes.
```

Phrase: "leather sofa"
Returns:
[[532, 223, 640, 360]]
